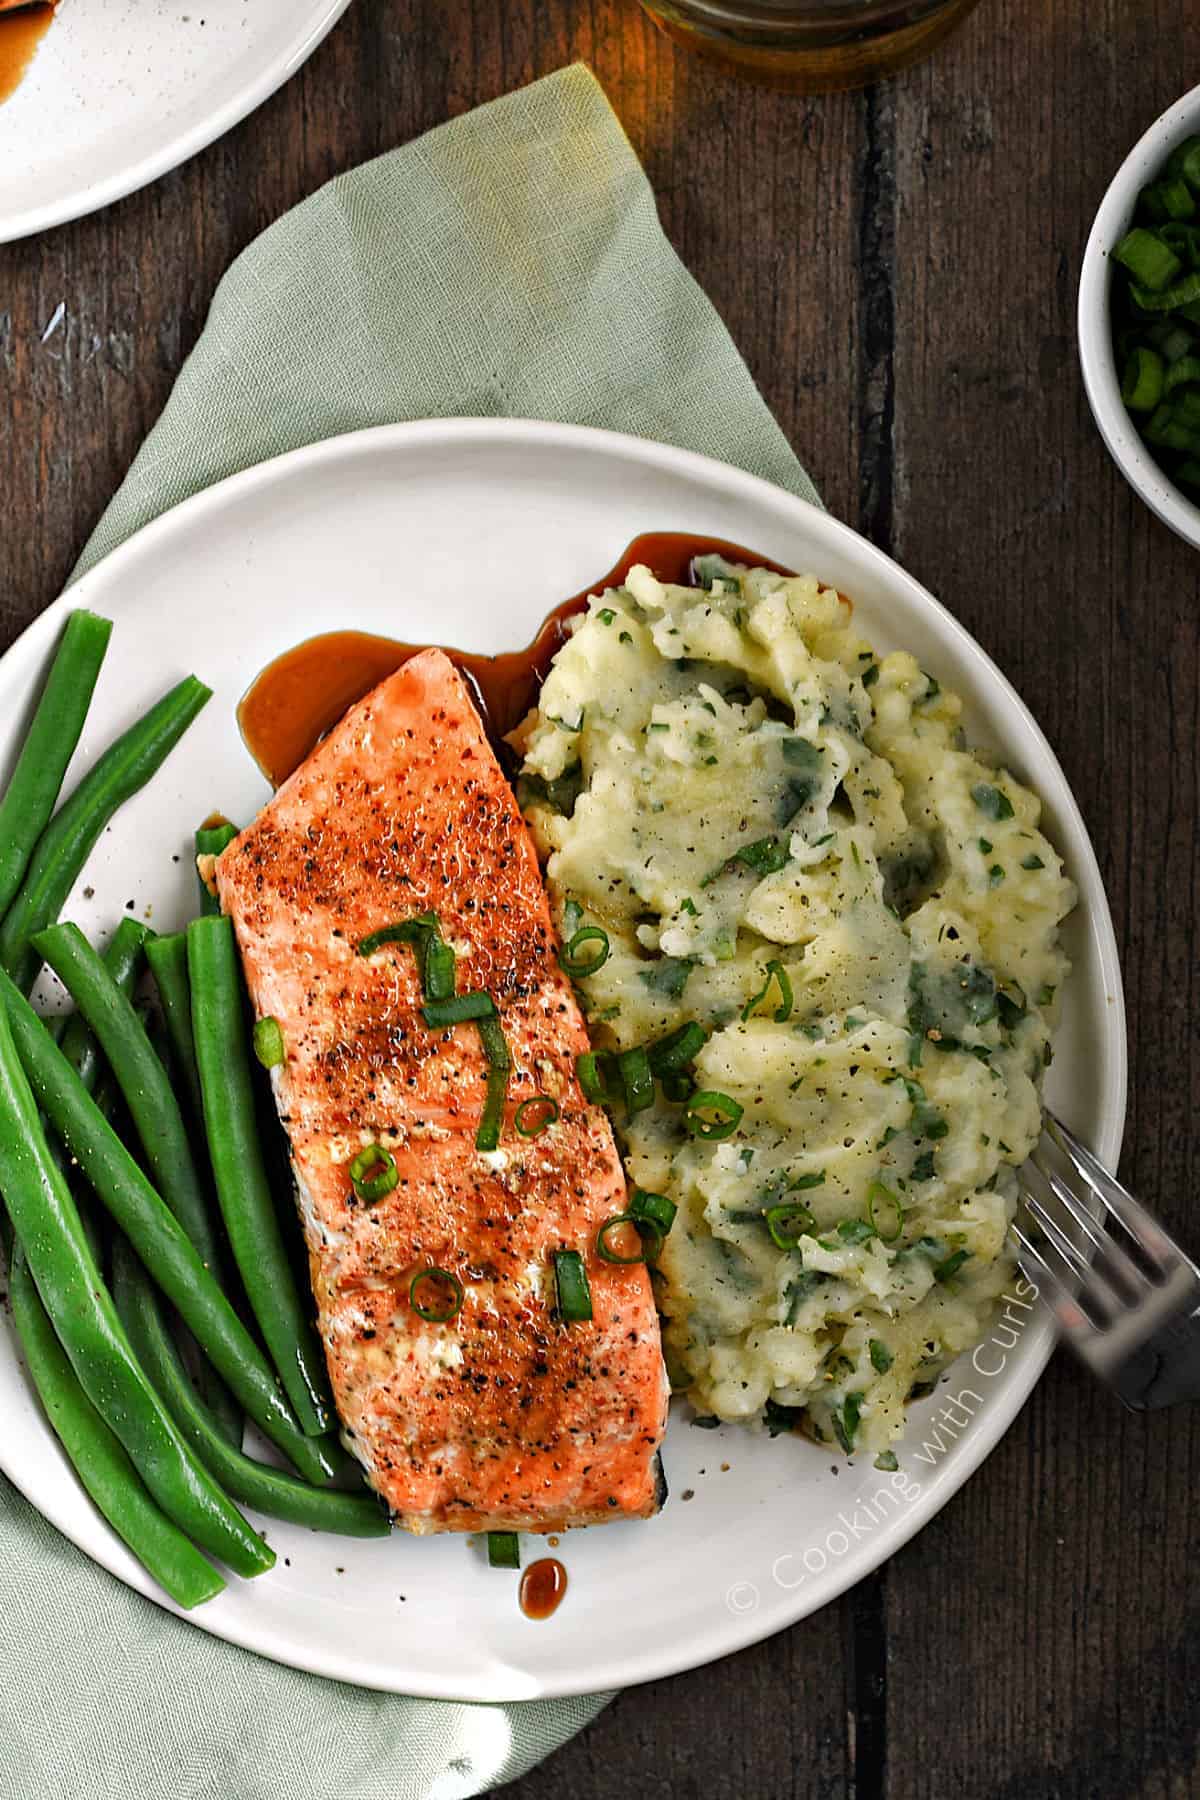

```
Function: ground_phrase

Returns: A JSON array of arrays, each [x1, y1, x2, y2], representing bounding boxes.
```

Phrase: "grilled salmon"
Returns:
[[216, 648, 669, 1533]]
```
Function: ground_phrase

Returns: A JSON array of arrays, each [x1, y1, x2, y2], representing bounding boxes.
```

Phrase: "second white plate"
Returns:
[[0, 0, 352, 243], [0, 420, 1126, 1698]]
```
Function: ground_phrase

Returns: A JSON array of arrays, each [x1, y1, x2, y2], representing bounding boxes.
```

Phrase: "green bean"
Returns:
[[0, 675, 211, 992], [113, 1242, 388, 1539], [58, 916, 150, 1094], [9, 1241, 225, 1608], [0, 1000, 271, 1576], [0, 965, 335, 1486], [138, 980, 243, 1451], [33, 921, 221, 1276], [187, 914, 332, 1437], [0, 610, 112, 917], [144, 932, 205, 1125], [194, 819, 238, 917]]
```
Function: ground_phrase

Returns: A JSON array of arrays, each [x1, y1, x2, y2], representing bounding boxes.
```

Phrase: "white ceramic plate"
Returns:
[[0, 420, 1126, 1699], [0, 0, 352, 244]]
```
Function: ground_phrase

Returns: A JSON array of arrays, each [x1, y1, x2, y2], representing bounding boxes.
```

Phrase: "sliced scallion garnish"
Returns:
[[422, 990, 494, 1028], [410, 1266, 464, 1322], [596, 1213, 648, 1265], [554, 1250, 593, 1322], [252, 1016, 285, 1069], [576, 1049, 614, 1103], [423, 936, 457, 1002], [349, 1142, 399, 1204], [357, 912, 436, 959], [630, 1188, 677, 1235], [474, 1013, 511, 1152], [357, 910, 456, 1001], [559, 925, 610, 978], [646, 1020, 707, 1075], [765, 1201, 815, 1249], [618, 1046, 654, 1119], [684, 1090, 743, 1140], [487, 1531, 520, 1569], [514, 1095, 559, 1138]]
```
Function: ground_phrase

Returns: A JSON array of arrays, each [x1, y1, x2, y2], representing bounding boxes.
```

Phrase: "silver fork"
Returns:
[[1011, 1110, 1200, 1410]]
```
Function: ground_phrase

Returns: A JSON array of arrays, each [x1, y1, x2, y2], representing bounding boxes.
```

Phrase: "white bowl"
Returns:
[[1079, 83, 1200, 551]]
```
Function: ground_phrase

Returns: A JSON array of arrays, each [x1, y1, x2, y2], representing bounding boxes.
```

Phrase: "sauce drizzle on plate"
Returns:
[[0, 4, 54, 105], [238, 532, 794, 786], [519, 1557, 568, 1621]]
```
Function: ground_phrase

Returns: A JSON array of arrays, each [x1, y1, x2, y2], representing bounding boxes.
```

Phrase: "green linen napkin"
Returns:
[[2, 63, 819, 1800]]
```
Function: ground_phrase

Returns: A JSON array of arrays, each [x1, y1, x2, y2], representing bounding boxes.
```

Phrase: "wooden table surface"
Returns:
[[2, 2, 1198, 1796]]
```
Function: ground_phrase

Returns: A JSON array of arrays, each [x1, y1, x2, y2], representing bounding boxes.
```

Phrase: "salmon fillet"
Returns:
[[216, 648, 669, 1533]]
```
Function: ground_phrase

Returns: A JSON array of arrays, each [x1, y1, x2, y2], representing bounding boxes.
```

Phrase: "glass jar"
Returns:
[[637, 0, 983, 91]]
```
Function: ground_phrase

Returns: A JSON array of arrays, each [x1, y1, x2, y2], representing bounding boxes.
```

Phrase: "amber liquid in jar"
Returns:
[[637, 0, 983, 92]]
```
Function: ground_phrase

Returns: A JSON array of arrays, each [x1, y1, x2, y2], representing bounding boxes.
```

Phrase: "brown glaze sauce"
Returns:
[[519, 1556, 568, 1621], [238, 532, 795, 786], [0, 4, 54, 105]]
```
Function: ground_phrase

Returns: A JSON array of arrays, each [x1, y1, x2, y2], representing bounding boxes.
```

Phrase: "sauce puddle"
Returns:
[[239, 532, 794, 786], [0, 3, 54, 105], [519, 1556, 568, 1621]]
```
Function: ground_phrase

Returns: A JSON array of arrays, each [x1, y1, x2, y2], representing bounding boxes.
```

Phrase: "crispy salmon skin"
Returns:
[[216, 648, 668, 1533]]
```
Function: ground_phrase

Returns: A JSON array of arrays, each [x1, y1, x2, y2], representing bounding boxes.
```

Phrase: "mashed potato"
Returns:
[[514, 558, 1074, 1457]]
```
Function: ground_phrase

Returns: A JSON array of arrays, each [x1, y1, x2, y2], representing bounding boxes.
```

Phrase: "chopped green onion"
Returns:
[[869, 1338, 894, 1374], [487, 1531, 520, 1569], [765, 1202, 815, 1249], [1123, 346, 1165, 412], [474, 1013, 511, 1152], [1165, 353, 1200, 392], [630, 1188, 677, 1235], [559, 925, 610, 978], [1021, 853, 1045, 870], [596, 1213, 648, 1265], [410, 1267, 464, 1323], [867, 1182, 904, 1243], [741, 958, 793, 1023], [1131, 271, 1200, 313], [647, 1020, 707, 1075], [422, 990, 494, 1028], [1113, 226, 1182, 292], [514, 1095, 559, 1138], [252, 1016, 285, 1069], [875, 1449, 900, 1472], [660, 1071, 695, 1103], [349, 1142, 399, 1204], [618, 1047, 654, 1119], [554, 1250, 593, 1322], [684, 1090, 744, 1140]]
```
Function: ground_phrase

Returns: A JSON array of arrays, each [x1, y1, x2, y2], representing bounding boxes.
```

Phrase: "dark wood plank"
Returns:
[[886, 3, 1200, 1797]]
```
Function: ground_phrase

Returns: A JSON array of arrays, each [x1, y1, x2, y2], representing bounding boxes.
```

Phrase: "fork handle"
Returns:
[[1114, 1302, 1200, 1410]]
